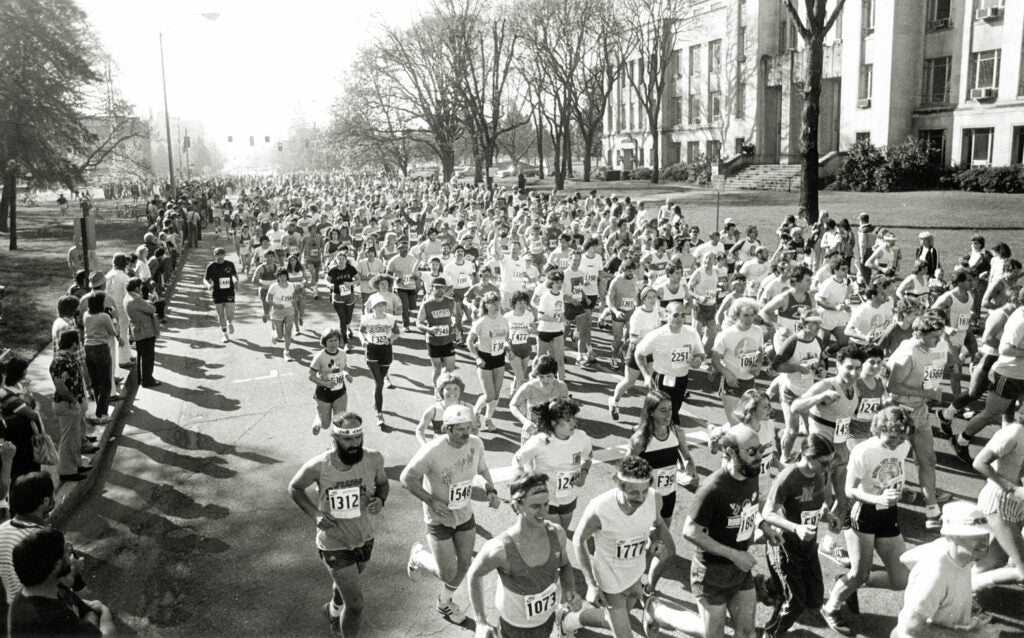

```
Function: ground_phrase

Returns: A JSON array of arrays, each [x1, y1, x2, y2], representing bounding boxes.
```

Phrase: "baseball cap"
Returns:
[[442, 405, 474, 425], [431, 276, 449, 287], [940, 501, 991, 537], [918, 231, 933, 240]]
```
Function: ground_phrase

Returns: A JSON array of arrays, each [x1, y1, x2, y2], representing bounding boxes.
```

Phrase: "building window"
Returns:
[[968, 50, 1001, 91], [706, 140, 722, 162], [962, 128, 994, 165], [736, 80, 746, 118], [978, 0, 1005, 8], [688, 94, 701, 124], [689, 44, 701, 78], [673, 97, 683, 125], [858, 64, 873, 100], [922, 57, 951, 104], [709, 90, 722, 121], [674, 48, 683, 76], [708, 39, 722, 75], [1019, 47, 1024, 96], [1013, 126, 1024, 164], [735, 137, 746, 154], [862, 0, 875, 35], [855, 132, 871, 144], [927, 0, 951, 22], [778, 17, 797, 53], [918, 129, 946, 165], [737, 27, 746, 60], [687, 141, 700, 163]]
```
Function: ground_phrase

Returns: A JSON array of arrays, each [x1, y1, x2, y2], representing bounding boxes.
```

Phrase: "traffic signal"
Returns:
[[265, 136, 271, 143], [183, 136, 190, 149], [249, 136, 255, 146], [227, 136, 233, 143], [278, 142, 283, 151]]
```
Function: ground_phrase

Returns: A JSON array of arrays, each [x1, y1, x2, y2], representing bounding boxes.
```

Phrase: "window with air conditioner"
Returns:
[[922, 57, 951, 104], [975, 0, 1004, 20], [688, 94, 701, 125], [968, 50, 1000, 99], [962, 128, 994, 165], [862, 0, 875, 36], [926, 0, 951, 29]]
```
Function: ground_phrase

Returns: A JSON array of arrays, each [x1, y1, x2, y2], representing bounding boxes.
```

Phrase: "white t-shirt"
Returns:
[[848, 437, 910, 508], [712, 324, 765, 380], [579, 253, 604, 296], [514, 431, 594, 505]]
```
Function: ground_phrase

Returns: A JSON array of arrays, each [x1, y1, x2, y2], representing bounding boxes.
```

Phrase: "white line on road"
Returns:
[[232, 369, 294, 383]]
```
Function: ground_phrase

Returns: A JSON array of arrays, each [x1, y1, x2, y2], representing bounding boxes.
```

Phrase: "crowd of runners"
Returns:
[[135, 172, 1022, 638]]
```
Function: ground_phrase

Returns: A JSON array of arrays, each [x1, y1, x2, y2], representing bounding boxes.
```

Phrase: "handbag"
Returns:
[[30, 418, 59, 466]]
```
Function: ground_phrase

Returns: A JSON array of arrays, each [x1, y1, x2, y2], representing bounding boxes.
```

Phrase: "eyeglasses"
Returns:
[[669, 312, 686, 317], [737, 443, 768, 456]]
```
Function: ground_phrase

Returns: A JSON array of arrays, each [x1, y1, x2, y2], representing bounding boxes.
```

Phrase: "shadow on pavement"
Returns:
[[126, 406, 280, 466], [145, 380, 242, 412], [103, 468, 231, 520]]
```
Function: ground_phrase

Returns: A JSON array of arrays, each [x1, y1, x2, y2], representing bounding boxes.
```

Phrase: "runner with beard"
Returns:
[[289, 413, 388, 638], [683, 424, 781, 638]]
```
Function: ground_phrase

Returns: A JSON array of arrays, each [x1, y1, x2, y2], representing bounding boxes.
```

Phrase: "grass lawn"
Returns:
[[0, 202, 152, 361]]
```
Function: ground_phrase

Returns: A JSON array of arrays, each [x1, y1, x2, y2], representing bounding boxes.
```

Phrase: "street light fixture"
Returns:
[[160, 12, 220, 199]]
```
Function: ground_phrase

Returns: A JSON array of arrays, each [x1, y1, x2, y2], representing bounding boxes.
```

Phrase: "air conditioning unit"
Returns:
[[975, 6, 1002, 20], [856, 98, 872, 108], [970, 87, 997, 100], [927, 17, 951, 30]]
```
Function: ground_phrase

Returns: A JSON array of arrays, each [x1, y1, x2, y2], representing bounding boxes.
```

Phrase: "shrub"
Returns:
[[594, 166, 608, 181], [660, 163, 689, 181], [688, 153, 712, 186], [833, 137, 936, 192], [951, 166, 1024, 193], [631, 167, 653, 180]]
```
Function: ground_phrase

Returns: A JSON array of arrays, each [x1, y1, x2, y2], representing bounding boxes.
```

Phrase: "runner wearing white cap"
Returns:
[[402, 404, 501, 625], [288, 413, 388, 638], [358, 293, 400, 429]]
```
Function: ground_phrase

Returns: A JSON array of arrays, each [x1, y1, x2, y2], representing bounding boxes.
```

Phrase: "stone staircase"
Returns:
[[722, 164, 802, 191]]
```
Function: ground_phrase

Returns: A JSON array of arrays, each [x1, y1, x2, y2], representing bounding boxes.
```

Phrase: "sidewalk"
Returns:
[[21, 244, 196, 525]]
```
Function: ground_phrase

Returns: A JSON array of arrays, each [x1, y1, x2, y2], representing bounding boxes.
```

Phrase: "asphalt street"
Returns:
[[59, 242, 1024, 638]]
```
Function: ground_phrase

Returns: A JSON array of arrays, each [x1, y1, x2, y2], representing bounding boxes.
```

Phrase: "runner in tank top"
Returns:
[[605, 260, 640, 369], [467, 472, 581, 638], [609, 287, 663, 420], [415, 373, 479, 446], [931, 269, 977, 399], [760, 265, 816, 352], [848, 345, 888, 452]]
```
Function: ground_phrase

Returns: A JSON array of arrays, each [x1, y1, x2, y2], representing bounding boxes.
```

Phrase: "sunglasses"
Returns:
[[737, 443, 768, 456]]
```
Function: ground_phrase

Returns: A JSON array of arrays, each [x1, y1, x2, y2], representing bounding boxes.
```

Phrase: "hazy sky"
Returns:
[[78, 0, 428, 141]]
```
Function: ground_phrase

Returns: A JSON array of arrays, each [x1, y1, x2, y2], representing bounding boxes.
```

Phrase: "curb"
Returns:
[[47, 247, 195, 527]]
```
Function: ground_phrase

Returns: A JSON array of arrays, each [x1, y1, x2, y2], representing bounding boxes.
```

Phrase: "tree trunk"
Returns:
[[582, 142, 593, 182], [2, 163, 16, 248], [439, 144, 456, 182], [800, 34, 824, 225], [535, 119, 545, 179], [649, 113, 661, 184], [0, 181, 10, 233]]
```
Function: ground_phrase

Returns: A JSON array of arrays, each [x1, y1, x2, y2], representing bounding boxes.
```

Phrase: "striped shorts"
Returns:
[[978, 481, 1024, 523]]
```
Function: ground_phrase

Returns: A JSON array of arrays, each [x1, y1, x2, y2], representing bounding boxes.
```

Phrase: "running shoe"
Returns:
[[482, 418, 497, 432], [376, 413, 385, 429], [818, 541, 851, 568], [936, 409, 953, 437], [228, 322, 235, 334], [436, 597, 466, 624], [284, 349, 293, 362], [386, 377, 395, 389], [951, 434, 973, 464], [608, 399, 619, 421], [935, 489, 954, 504], [407, 543, 425, 581], [555, 603, 577, 638], [925, 514, 943, 531], [577, 356, 593, 370], [345, 343, 354, 354], [820, 608, 854, 636], [321, 602, 341, 638], [221, 332, 229, 344], [641, 595, 656, 638]]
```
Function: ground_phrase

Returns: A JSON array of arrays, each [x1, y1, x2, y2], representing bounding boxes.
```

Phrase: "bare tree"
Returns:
[[784, 0, 846, 224], [496, 107, 537, 167], [618, 0, 686, 184]]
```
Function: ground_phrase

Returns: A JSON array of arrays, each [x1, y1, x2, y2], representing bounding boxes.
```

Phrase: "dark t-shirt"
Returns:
[[688, 468, 760, 564], [327, 263, 358, 304], [8, 587, 101, 637], [204, 261, 238, 300], [765, 463, 827, 548]]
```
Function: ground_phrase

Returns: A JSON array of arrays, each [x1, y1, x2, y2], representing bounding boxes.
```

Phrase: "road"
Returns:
[[60, 245, 1024, 638]]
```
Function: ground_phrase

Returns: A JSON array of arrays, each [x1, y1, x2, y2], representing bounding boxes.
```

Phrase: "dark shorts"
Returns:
[[850, 501, 900, 538], [721, 376, 756, 398], [453, 288, 468, 302], [477, 351, 506, 370], [500, 616, 555, 638], [428, 342, 456, 359], [696, 303, 717, 323], [537, 330, 562, 344], [548, 499, 577, 517], [365, 344, 394, 366], [690, 558, 755, 606], [626, 344, 641, 371], [766, 540, 825, 612], [660, 491, 677, 520], [509, 343, 532, 359], [319, 539, 374, 570], [315, 386, 346, 403], [427, 516, 476, 541], [565, 303, 585, 322], [212, 293, 235, 305], [993, 372, 1024, 401]]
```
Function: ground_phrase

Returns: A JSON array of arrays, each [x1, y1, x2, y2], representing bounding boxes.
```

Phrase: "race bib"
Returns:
[[800, 509, 821, 528], [615, 534, 648, 561], [434, 325, 450, 337], [682, 268, 692, 279], [327, 486, 360, 520], [370, 333, 389, 345], [857, 397, 881, 418], [448, 480, 472, 509], [511, 330, 528, 345], [328, 371, 345, 390], [338, 284, 351, 296], [620, 298, 636, 310], [400, 275, 414, 288], [834, 418, 851, 444], [553, 312, 564, 323], [956, 314, 970, 331], [524, 583, 558, 620], [653, 466, 676, 494], [456, 274, 471, 289], [744, 282, 758, 298], [867, 329, 882, 342], [490, 340, 505, 356], [739, 350, 759, 369], [736, 502, 758, 542], [218, 277, 231, 289], [310, 249, 320, 257], [760, 449, 775, 474], [554, 470, 576, 498], [923, 364, 944, 390], [669, 346, 691, 369]]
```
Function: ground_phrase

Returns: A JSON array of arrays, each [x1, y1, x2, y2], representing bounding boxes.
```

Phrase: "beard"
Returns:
[[739, 458, 761, 478], [335, 443, 364, 465]]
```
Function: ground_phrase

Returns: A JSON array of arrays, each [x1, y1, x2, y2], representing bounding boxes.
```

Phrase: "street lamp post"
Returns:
[[159, 12, 219, 200]]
